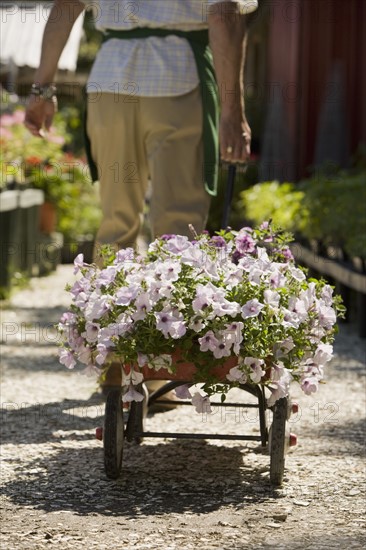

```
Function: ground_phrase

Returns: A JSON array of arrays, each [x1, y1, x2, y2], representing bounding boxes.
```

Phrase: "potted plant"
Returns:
[[58, 222, 344, 410]]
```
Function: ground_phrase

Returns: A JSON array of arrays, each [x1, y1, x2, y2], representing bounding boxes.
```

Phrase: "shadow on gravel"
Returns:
[[332, 325, 366, 369], [2, 306, 66, 325], [319, 417, 366, 456], [1, 348, 90, 373], [2, 350, 67, 372], [1, 398, 105, 444], [332, 357, 366, 375], [1, 306, 65, 350], [0, 438, 280, 516]]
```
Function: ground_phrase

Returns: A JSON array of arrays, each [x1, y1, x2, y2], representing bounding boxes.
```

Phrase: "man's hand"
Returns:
[[25, 95, 57, 137], [208, 1, 253, 165], [23, 0, 84, 137], [219, 110, 251, 163]]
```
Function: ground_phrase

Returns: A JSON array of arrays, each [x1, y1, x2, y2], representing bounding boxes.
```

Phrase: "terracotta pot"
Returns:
[[39, 201, 57, 234], [138, 351, 242, 382]]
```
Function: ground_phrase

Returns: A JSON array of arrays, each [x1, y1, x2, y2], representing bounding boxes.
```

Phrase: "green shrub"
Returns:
[[238, 169, 366, 259], [56, 176, 102, 242], [300, 171, 366, 257], [1, 105, 101, 243], [239, 181, 308, 234]]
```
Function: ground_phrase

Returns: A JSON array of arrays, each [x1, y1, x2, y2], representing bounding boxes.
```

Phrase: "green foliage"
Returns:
[[0, 109, 67, 188], [76, 10, 102, 71], [54, 169, 102, 241], [299, 171, 366, 258], [240, 181, 308, 234], [1, 105, 101, 241], [77, 39, 101, 67], [57, 105, 85, 156], [238, 163, 366, 259]]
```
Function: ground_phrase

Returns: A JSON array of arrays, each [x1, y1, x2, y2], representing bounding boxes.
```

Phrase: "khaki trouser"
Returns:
[[88, 88, 210, 393], [87, 87, 211, 257]]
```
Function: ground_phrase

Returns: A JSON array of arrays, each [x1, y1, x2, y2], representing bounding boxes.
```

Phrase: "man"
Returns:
[[25, 0, 258, 394]]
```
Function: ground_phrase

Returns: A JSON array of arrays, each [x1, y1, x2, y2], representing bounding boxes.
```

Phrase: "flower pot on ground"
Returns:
[[58, 223, 344, 410], [29, 161, 101, 257], [39, 201, 57, 234]]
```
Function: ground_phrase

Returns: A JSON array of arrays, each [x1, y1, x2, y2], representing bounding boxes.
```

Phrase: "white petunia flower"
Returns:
[[122, 384, 145, 402], [316, 300, 337, 329], [189, 317, 206, 332], [191, 392, 212, 414], [84, 292, 110, 321], [226, 366, 247, 384], [301, 376, 319, 395], [241, 299, 264, 319], [175, 384, 192, 399], [198, 331, 219, 352], [82, 322, 100, 343], [59, 349, 76, 369], [263, 289, 280, 308], [73, 253, 84, 274], [244, 357, 266, 384], [132, 292, 152, 321]]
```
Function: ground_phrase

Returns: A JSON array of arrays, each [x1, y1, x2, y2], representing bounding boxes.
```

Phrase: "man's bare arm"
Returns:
[[208, 2, 251, 163], [25, 0, 85, 136]]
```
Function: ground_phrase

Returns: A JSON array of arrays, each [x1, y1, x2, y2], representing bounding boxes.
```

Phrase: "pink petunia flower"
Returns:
[[59, 349, 76, 369], [73, 253, 84, 274], [301, 376, 319, 395], [95, 343, 109, 365], [122, 384, 145, 403], [175, 384, 192, 399], [241, 299, 264, 319], [244, 357, 265, 383], [226, 366, 247, 384], [82, 322, 100, 343], [198, 331, 219, 352], [191, 392, 212, 414]]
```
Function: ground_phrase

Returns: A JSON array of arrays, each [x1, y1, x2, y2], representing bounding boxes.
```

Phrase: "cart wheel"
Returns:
[[269, 397, 288, 486], [126, 383, 148, 444], [104, 389, 124, 479]]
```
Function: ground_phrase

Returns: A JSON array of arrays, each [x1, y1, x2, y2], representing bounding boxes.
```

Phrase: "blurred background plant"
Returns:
[[0, 104, 101, 244], [0, 108, 66, 189], [238, 146, 366, 262]]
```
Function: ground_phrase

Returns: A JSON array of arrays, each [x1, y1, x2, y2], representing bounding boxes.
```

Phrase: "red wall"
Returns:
[[267, 0, 366, 178]]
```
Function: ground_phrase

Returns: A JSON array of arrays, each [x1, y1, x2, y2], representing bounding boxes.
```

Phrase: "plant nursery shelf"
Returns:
[[291, 243, 366, 294], [291, 243, 366, 338]]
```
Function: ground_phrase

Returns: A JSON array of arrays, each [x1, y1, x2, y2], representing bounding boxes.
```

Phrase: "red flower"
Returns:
[[26, 156, 42, 166]]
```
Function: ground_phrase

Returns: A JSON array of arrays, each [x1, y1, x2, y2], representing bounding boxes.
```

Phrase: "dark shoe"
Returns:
[[148, 390, 180, 413]]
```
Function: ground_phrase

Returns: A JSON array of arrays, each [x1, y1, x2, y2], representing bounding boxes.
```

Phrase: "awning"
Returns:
[[0, 2, 84, 71]]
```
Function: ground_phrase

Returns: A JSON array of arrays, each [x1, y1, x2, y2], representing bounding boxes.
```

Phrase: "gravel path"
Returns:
[[1, 265, 365, 550]]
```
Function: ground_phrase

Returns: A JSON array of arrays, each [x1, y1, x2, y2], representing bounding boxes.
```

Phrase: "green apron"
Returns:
[[84, 27, 219, 195]]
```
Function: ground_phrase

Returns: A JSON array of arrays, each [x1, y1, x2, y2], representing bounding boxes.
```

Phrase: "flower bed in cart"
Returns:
[[58, 223, 344, 411]]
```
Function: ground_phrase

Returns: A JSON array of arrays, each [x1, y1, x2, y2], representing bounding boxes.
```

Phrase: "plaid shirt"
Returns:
[[81, 0, 258, 96]]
